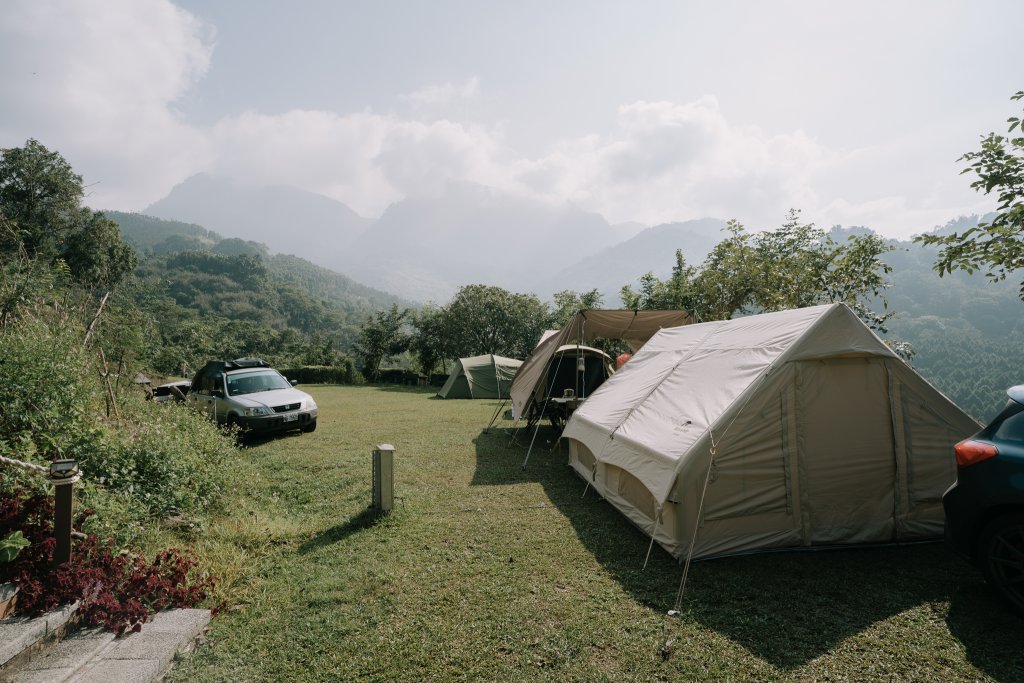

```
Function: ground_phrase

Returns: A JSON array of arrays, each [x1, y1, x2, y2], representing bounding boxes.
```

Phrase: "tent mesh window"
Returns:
[[572, 440, 596, 472], [612, 466, 657, 520]]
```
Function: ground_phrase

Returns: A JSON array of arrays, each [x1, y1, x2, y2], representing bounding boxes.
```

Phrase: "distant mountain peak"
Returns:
[[143, 174, 372, 270]]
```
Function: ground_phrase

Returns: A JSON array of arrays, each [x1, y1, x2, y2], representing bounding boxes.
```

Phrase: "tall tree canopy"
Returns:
[[438, 284, 550, 360], [621, 211, 894, 328], [0, 138, 83, 259], [0, 139, 136, 288], [353, 304, 410, 381], [917, 90, 1024, 299]]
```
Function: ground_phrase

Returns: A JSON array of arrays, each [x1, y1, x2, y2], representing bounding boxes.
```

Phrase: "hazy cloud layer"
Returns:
[[0, 0, 213, 206], [0, 0, 996, 238]]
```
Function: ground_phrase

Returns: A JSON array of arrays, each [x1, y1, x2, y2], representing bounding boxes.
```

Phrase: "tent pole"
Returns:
[[485, 398, 508, 432], [521, 350, 567, 468], [674, 444, 717, 611], [521, 420, 544, 468], [643, 506, 661, 570]]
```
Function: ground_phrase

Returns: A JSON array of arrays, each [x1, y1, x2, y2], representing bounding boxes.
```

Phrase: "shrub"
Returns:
[[0, 319, 97, 461], [0, 314, 235, 524], [83, 399, 234, 519], [376, 368, 419, 385], [278, 362, 356, 385], [0, 530, 29, 563], [0, 486, 213, 635]]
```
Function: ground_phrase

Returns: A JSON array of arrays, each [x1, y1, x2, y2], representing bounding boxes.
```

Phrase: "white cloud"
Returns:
[[511, 98, 838, 229], [0, 0, 213, 209], [401, 77, 480, 109], [0, 2, 994, 238]]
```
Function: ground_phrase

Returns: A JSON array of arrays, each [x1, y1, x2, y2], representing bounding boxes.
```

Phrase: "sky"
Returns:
[[1, 0, 1020, 239]]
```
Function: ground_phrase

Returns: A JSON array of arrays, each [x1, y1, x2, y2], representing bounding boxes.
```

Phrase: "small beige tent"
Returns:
[[437, 354, 522, 399], [510, 310, 693, 420], [562, 304, 980, 560]]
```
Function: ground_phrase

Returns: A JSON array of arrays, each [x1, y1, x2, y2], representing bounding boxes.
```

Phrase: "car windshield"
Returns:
[[226, 370, 291, 396]]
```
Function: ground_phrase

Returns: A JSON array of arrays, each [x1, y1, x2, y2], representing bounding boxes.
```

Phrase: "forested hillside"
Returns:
[[115, 206, 1023, 420], [107, 211, 222, 253], [879, 216, 1024, 422], [109, 212, 411, 374]]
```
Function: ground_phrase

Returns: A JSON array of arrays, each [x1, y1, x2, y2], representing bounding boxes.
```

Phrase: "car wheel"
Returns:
[[978, 512, 1024, 615], [301, 419, 317, 433]]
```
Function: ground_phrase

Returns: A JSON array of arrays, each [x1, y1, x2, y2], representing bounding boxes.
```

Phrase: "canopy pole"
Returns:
[[485, 397, 508, 432], [521, 349, 568, 468], [521, 421, 544, 468]]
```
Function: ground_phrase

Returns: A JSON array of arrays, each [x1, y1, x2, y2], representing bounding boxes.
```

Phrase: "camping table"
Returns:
[[547, 396, 583, 429]]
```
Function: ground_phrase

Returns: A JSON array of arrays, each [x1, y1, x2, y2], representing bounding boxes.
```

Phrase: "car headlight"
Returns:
[[243, 406, 273, 417], [304, 399, 317, 410]]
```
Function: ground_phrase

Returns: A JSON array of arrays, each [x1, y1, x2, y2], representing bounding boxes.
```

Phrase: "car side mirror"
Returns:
[[290, 379, 298, 386], [211, 389, 225, 398]]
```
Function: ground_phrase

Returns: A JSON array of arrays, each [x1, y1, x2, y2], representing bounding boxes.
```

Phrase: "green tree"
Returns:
[[916, 90, 1024, 299], [62, 210, 137, 289], [439, 284, 550, 360], [550, 288, 604, 325], [0, 140, 136, 288], [353, 304, 410, 381], [0, 139, 82, 260], [621, 211, 894, 326], [409, 306, 449, 377]]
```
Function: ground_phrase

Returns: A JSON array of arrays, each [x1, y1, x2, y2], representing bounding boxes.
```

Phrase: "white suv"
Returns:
[[187, 358, 318, 435]]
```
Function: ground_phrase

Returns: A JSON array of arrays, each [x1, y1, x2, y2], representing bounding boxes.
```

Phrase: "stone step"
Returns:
[[1, 609, 210, 683], [7, 628, 113, 683], [0, 603, 80, 670]]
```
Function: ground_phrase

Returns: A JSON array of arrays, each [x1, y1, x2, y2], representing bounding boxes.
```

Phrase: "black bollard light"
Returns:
[[48, 459, 80, 567]]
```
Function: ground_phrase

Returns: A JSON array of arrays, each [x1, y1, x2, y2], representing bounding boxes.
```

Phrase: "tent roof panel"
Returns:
[[563, 304, 903, 502], [510, 309, 693, 418]]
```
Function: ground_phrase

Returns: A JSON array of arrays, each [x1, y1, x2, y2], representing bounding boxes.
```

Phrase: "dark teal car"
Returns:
[[943, 385, 1024, 615]]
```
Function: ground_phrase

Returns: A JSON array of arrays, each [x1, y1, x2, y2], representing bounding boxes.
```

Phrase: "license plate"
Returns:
[[283, 413, 298, 422]]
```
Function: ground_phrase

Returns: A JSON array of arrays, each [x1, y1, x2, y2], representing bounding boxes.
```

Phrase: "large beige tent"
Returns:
[[437, 354, 522, 399], [562, 304, 980, 561], [510, 309, 693, 420]]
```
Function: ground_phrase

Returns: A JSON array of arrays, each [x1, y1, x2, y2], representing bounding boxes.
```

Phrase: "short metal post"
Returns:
[[372, 444, 395, 513], [48, 459, 80, 568]]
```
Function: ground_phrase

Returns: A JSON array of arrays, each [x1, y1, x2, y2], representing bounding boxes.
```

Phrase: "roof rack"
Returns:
[[198, 358, 270, 373], [231, 357, 270, 369]]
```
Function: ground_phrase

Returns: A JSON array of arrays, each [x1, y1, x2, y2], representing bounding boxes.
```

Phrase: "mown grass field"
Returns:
[[164, 385, 1024, 682]]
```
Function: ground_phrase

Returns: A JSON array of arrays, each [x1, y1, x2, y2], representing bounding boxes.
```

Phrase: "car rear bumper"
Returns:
[[943, 480, 977, 561]]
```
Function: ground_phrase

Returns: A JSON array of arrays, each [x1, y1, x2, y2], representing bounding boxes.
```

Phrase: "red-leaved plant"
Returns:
[[0, 486, 213, 635]]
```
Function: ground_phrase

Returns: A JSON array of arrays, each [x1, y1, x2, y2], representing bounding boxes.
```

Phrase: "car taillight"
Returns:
[[954, 439, 998, 467]]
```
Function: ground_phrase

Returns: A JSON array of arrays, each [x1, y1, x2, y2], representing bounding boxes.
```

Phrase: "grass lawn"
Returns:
[[165, 385, 1024, 681]]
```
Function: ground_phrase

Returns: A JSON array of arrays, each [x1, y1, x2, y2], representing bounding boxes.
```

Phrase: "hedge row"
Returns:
[[279, 362, 357, 385]]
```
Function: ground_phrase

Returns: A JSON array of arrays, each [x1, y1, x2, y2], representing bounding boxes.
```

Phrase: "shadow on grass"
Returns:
[[472, 426, 1024, 679], [297, 506, 387, 556]]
